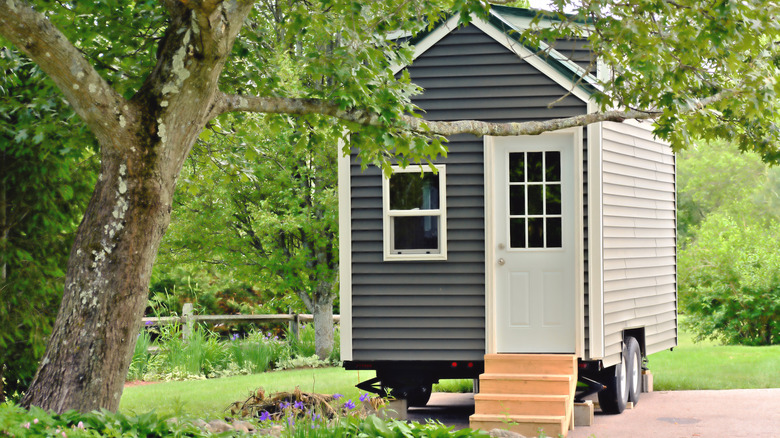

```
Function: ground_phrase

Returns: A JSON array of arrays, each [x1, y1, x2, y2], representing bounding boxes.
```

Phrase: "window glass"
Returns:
[[389, 173, 439, 210], [393, 216, 439, 250]]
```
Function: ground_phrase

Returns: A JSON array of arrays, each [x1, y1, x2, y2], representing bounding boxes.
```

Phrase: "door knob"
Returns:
[[497, 258, 505, 266]]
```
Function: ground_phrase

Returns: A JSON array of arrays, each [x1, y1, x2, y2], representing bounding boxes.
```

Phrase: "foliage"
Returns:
[[432, 379, 473, 393], [543, 0, 780, 162], [0, 45, 97, 400], [676, 141, 773, 239], [678, 207, 780, 346], [159, 52, 341, 358], [677, 142, 780, 345], [0, 402, 221, 438], [126, 323, 341, 382]]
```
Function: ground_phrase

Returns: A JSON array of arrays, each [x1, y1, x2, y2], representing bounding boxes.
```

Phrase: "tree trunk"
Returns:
[[19, 149, 175, 413], [311, 293, 335, 361]]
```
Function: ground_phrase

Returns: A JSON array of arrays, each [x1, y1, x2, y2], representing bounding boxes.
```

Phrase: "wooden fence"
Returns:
[[141, 303, 340, 341]]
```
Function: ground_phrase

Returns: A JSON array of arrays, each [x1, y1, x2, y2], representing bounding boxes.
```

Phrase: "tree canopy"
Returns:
[[2, 0, 780, 413]]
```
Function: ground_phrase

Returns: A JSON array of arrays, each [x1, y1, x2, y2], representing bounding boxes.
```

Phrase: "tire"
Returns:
[[597, 343, 629, 414], [404, 383, 433, 407], [625, 336, 642, 405], [384, 382, 433, 408]]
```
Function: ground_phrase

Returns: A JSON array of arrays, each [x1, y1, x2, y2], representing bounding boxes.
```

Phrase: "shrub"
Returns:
[[679, 208, 780, 345]]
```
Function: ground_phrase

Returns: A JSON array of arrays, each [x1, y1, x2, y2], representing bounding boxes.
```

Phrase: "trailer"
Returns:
[[338, 6, 677, 436]]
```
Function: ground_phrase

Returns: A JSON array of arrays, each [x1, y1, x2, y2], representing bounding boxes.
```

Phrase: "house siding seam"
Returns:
[[600, 122, 677, 367], [349, 24, 589, 361]]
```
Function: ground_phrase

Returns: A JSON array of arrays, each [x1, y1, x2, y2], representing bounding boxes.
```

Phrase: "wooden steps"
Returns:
[[469, 354, 577, 437]]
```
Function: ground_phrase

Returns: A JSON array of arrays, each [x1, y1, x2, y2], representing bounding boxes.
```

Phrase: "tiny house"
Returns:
[[338, 6, 677, 436]]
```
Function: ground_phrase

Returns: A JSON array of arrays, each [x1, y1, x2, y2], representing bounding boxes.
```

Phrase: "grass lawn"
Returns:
[[650, 322, 780, 391], [119, 367, 375, 419], [120, 323, 779, 417]]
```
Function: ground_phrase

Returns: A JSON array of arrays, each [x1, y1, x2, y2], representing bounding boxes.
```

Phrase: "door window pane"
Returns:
[[527, 185, 543, 215], [527, 152, 544, 182], [510, 186, 525, 215], [546, 218, 562, 248], [510, 218, 526, 248], [389, 173, 439, 210], [393, 216, 439, 250], [509, 153, 525, 183], [528, 218, 544, 248], [546, 151, 561, 182], [546, 184, 561, 215]]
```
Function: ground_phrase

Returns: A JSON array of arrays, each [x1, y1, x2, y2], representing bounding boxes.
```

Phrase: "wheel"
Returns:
[[385, 383, 433, 407], [597, 343, 629, 414], [625, 336, 642, 405]]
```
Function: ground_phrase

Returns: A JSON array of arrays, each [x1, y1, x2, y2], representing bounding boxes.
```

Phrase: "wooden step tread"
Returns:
[[470, 413, 565, 423], [485, 353, 576, 361], [475, 393, 568, 402], [480, 373, 572, 381]]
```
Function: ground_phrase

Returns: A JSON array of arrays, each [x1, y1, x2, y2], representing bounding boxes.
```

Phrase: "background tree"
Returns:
[[160, 110, 339, 359], [0, 46, 97, 401], [677, 141, 780, 345], [2, 0, 780, 413]]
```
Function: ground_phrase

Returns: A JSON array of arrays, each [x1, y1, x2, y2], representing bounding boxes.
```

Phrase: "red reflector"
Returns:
[[578, 363, 588, 369], [467, 362, 474, 368], [451, 362, 458, 368]]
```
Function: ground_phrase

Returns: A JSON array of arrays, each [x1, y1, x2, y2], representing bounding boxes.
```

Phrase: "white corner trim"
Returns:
[[469, 18, 591, 103], [573, 126, 585, 359], [337, 141, 353, 361], [391, 14, 462, 75], [483, 136, 497, 355], [586, 99, 605, 360]]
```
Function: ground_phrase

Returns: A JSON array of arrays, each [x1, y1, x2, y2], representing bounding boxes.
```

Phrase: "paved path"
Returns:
[[407, 389, 780, 438]]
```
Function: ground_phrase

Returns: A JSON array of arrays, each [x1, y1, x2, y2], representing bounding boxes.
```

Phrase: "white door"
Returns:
[[492, 134, 576, 353]]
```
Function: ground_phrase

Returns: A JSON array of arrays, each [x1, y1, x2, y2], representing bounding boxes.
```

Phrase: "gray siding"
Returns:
[[601, 122, 678, 365], [350, 24, 588, 361]]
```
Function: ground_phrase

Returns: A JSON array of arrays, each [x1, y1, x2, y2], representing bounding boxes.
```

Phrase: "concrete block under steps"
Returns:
[[574, 401, 594, 427]]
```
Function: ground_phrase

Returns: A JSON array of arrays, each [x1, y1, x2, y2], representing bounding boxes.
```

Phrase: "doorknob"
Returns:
[[497, 258, 505, 266]]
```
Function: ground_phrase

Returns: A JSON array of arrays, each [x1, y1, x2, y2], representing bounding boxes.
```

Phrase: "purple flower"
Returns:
[[293, 401, 304, 410], [332, 393, 343, 400], [344, 399, 356, 410], [259, 411, 271, 422], [359, 393, 370, 403], [287, 416, 295, 426], [231, 333, 240, 341], [144, 320, 152, 326], [280, 401, 291, 409]]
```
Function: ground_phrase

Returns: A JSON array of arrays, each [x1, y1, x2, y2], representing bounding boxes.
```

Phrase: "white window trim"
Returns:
[[382, 165, 448, 261]]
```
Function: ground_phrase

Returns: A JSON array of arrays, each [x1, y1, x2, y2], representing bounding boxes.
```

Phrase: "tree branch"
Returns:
[[214, 91, 731, 138], [0, 0, 131, 149]]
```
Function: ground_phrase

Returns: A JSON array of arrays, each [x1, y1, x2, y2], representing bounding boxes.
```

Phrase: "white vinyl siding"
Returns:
[[600, 121, 678, 367]]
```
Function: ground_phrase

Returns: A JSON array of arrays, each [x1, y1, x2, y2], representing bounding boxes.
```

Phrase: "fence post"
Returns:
[[292, 313, 300, 342], [182, 302, 194, 341]]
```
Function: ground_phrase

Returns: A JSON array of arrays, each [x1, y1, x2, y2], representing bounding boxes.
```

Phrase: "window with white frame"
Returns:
[[383, 165, 447, 260]]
